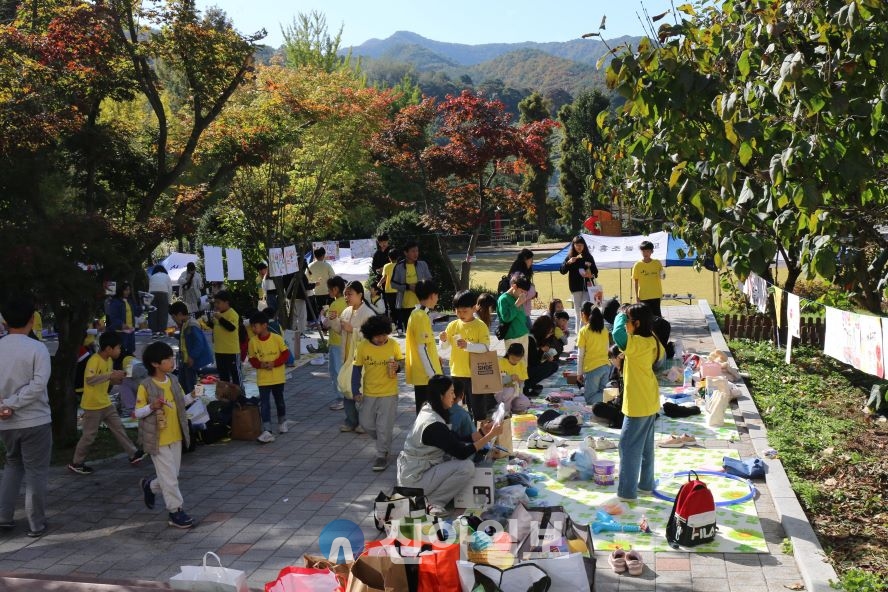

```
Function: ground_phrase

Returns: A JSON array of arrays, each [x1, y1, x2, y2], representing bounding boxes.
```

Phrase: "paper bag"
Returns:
[[470, 351, 502, 394], [230, 405, 261, 440], [303, 554, 352, 589], [170, 552, 248, 592], [587, 284, 604, 306], [345, 547, 410, 592], [214, 381, 242, 403]]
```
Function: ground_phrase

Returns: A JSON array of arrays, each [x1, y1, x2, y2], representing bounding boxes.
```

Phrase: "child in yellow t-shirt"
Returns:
[[496, 343, 529, 415], [248, 312, 291, 444], [352, 314, 403, 471], [439, 290, 491, 421], [632, 240, 665, 317], [576, 302, 611, 405], [405, 279, 442, 414], [208, 290, 241, 385], [135, 341, 193, 529], [323, 276, 349, 418]]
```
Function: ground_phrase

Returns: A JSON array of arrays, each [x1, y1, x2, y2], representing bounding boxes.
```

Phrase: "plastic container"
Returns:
[[592, 459, 616, 485], [700, 361, 721, 378]]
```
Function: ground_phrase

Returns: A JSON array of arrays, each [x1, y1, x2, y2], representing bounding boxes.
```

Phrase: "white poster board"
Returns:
[[349, 238, 376, 259], [269, 248, 286, 278], [858, 314, 884, 378], [203, 246, 224, 282], [786, 293, 800, 338], [283, 245, 299, 275], [312, 241, 339, 261], [581, 231, 669, 269], [225, 248, 244, 281]]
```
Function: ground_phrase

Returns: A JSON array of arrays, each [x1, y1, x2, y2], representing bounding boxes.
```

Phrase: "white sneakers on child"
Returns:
[[257, 430, 276, 444]]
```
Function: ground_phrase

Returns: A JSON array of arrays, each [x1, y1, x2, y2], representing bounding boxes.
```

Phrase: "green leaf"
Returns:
[[669, 161, 687, 189], [739, 142, 753, 166], [871, 100, 883, 136], [769, 154, 784, 186], [812, 247, 837, 280], [724, 121, 738, 145], [738, 50, 751, 78], [677, 3, 696, 16]]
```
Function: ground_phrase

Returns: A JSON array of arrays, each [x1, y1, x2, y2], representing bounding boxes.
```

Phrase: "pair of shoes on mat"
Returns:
[[528, 431, 565, 449], [658, 433, 698, 448], [608, 549, 643, 575], [584, 436, 617, 451]]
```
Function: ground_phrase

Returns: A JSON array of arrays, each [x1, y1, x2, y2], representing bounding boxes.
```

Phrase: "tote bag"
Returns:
[[170, 552, 248, 592], [337, 330, 356, 399]]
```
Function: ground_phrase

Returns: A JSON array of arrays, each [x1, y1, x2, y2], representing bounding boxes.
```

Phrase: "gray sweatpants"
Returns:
[[0, 423, 52, 531], [400, 458, 475, 507], [358, 395, 398, 457]]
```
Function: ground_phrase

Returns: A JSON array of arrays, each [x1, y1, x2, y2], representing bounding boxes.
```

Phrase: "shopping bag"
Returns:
[[186, 398, 210, 425], [373, 486, 427, 532], [303, 554, 351, 590], [345, 546, 411, 592], [413, 540, 460, 592], [470, 350, 503, 394], [529, 553, 592, 592], [230, 405, 261, 440], [337, 333, 355, 399], [170, 551, 249, 592], [265, 565, 340, 592], [587, 284, 603, 306], [471, 563, 551, 592]]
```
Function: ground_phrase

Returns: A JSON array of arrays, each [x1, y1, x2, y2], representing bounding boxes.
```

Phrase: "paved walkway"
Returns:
[[0, 305, 814, 591]]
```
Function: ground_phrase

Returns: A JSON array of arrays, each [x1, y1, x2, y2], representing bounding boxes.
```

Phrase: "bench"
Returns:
[[662, 293, 695, 304]]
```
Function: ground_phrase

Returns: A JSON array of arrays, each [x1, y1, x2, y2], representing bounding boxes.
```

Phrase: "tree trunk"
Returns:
[[459, 226, 482, 291], [434, 234, 460, 293], [770, 266, 802, 344], [48, 299, 93, 447]]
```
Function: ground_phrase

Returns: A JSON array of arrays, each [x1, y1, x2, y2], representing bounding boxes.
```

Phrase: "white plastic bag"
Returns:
[[170, 552, 248, 592]]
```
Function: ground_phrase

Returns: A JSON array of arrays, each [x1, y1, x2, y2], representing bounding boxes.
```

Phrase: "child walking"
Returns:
[[68, 332, 145, 475], [352, 314, 404, 471], [439, 290, 491, 422], [405, 279, 443, 414], [136, 342, 193, 529], [248, 312, 292, 443], [576, 302, 611, 406], [612, 303, 663, 501], [323, 276, 348, 414]]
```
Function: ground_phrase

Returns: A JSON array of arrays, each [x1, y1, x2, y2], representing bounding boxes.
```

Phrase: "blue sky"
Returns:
[[195, 0, 677, 48]]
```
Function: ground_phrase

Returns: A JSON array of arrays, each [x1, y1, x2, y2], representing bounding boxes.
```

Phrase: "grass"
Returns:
[[0, 426, 140, 468]]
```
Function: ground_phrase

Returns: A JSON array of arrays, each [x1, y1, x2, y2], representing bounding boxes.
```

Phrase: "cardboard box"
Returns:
[[454, 463, 495, 509]]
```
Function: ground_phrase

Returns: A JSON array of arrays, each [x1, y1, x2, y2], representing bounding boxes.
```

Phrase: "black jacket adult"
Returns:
[[372, 248, 389, 275], [559, 251, 598, 293]]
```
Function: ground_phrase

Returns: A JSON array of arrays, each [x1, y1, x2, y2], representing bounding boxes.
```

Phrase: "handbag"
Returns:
[[362, 539, 459, 592], [373, 486, 428, 532], [723, 456, 765, 479], [494, 319, 511, 340], [170, 551, 249, 592], [265, 566, 340, 592], [337, 332, 356, 399], [303, 554, 352, 590], [230, 404, 261, 440]]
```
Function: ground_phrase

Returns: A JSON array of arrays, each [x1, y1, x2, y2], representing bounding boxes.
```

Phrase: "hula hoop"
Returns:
[[653, 470, 756, 507]]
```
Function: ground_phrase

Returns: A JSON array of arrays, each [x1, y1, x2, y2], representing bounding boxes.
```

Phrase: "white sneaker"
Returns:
[[354, 425, 366, 434], [278, 420, 292, 434], [257, 430, 276, 444], [594, 437, 617, 451], [329, 401, 344, 411], [528, 431, 564, 449]]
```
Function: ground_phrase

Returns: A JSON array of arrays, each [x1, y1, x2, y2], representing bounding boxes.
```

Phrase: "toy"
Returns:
[[592, 510, 652, 534]]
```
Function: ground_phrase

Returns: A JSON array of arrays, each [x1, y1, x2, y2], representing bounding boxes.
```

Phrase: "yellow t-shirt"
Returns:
[[124, 301, 133, 327], [577, 325, 610, 373], [554, 326, 564, 341], [248, 333, 289, 386], [354, 338, 403, 397], [213, 307, 240, 354], [81, 353, 113, 410], [622, 334, 662, 417], [498, 357, 528, 382], [632, 259, 664, 301], [382, 262, 396, 293], [136, 377, 182, 446], [32, 311, 43, 340], [406, 307, 442, 386], [327, 297, 347, 347], [402, 264, 419, 307], [445, 318, 490, 377]]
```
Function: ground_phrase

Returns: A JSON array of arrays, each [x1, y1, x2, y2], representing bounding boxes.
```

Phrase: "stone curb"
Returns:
[[698, 300, 839, 592]]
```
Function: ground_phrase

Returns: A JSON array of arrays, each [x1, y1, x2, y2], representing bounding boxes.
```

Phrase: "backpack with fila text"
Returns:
[[665, 471, 717, 548]]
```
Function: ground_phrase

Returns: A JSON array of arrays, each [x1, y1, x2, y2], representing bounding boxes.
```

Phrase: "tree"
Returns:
[[557, 90, 610, 228], [518, 92, 556, 230], [281, 10, 348, 73], [602, 0, 888, 313]]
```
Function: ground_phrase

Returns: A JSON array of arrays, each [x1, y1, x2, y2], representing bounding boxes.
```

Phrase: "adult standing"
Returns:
[[496, 273, 531, 362], [107, 282, 141, 357], [0, 295, 52, 537], [148, 265, 172, 338], [258, 263, 278, 312], [179, 262, 204, 316], [391, 241, 432, 336], [632, 240, 664, 318], [307, 247, 336, 322], [288, 256, 315, 335], [559, 235, 598, 331], [371, 234, 391, 280], [508, 249, 537, 324]]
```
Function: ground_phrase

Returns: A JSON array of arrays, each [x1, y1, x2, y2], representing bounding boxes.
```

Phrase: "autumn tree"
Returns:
[[518, 92, 557, 230]]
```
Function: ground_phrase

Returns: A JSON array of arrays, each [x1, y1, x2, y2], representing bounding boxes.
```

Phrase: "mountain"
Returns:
[[468, 48, 602, 100]]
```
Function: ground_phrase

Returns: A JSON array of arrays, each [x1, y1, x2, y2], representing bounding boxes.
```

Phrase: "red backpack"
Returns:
[[665, 471, 717, 547]]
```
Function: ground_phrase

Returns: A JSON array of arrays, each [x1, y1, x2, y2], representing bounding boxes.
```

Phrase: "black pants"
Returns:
[[384, 294, 399, 327], [399, 308, 414, 332], [215, 353, 241, 385], [527, 360, 559, 388], [414, 384, 430, 415], [311, 295, 328, 321], [640, 298, 662, 318]]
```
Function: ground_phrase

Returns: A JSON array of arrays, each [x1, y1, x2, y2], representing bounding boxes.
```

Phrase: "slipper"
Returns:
[[625, 550, 644, 575], [677, 433, 698, 445], [658, 434, 685, 448], [608, 548, 627, 574]]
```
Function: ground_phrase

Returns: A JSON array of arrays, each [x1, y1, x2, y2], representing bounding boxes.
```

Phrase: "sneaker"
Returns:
[[658, 434, 685, 448], [25, 524, 47, 538], [140, 476, 156, 510], [340, 424, 355, 432], [593, 437, 617, 451], [257, 430, 276, 444], [329, 401, 344, 411], [625, 550, 644, 576], [372, 456, 388, 471], [129, 449, 147, 465], [278, 420, 293, 434], [67, 463, 94, 475], [528, 431, 563, 449], [608, 549, 627, 573], [354, 425, 366, 434], [168, 509, 194, 529]]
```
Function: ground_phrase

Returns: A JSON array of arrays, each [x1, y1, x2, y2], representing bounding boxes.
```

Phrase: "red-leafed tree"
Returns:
[[371, 90, 556, 290]]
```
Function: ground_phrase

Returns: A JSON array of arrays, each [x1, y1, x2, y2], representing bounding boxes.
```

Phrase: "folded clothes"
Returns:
[[662, 401, 701, 418], [663, 394, 697, 405]]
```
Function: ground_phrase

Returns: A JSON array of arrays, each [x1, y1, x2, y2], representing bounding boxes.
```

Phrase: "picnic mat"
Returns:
[[501, 446, 767, 553]]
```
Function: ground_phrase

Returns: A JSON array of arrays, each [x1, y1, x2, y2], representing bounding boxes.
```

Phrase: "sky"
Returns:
[[194, 0, 678, 48]]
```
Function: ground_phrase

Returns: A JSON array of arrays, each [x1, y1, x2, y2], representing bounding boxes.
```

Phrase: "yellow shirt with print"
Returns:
[[82, 353, 113, 410], [382, 262, 396, 294], [622, 334, 662, 417], [498, 357, 528, 383], [354, 338, 403, 397], [32, 311, 43, 340], [402, 264, 419, 307], [445, 318, 490, 377], [632, 259, 664, 300], [136, 378, 182, 446], [577, 325, 610, 373], [213, 307, 240, 354], [248, 333, 289, 386], [124, 301, 133, 327], [406, 307, 442, 386], [327, 296, 347, 347]]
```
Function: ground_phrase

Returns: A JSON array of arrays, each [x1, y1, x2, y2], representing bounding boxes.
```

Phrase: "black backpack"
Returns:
[[497, 275, 511, 295], [537, 409, 581, 436]]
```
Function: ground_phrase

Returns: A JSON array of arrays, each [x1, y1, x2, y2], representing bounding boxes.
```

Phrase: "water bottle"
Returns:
[[683, 364, 693, 389]]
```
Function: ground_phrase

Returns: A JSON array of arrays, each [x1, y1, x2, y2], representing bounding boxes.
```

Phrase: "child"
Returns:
[[352, 315, 404, 471], [497, 343, 529, 414], [549, 310, 571, 356], [448, 380, 475, 439], [169, 301, 213, 395], [439, 290, 491, 422], [406, 279, 443, 414], [576, 301, 611, 406], [367, 284, 386, 315], [323, 276, 348, 413], [474, 293, 496, 328], [208, 290, 241, 385], [379, 249, 401, 333], [632, 240, 664, 317], [68, 332, 145, 475], [247, 312, 292, 443], [612, 303, 663, 501], [263, 307, 295, 367], [338, 281, 375, 427], [136, 341, 193, 529]]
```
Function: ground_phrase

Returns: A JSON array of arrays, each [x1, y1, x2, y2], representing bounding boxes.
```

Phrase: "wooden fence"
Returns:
[[722, 314, 826, 347]]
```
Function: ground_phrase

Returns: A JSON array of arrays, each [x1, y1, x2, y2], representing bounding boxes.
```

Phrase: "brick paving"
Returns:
[[0, 305, 808, 591]]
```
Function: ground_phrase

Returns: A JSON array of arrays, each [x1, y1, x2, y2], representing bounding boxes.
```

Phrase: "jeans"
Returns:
[[617, 413, 657, 499], [0, 423, 52, 531], [583, 364, 611, 406], [328, 344, 344, 402], [343, 398, 359, 428], [259, 384, 286, 431]]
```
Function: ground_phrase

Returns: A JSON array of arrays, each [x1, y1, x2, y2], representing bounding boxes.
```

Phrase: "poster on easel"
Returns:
[[349, 238, 376, 259], [312, 241, 339, 261], [283, 245, 299, 275], [268, 248, 286, 278], [225, 248, 244, 281], [858, 314, 884, 378], [203, 246, 224, 282]]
